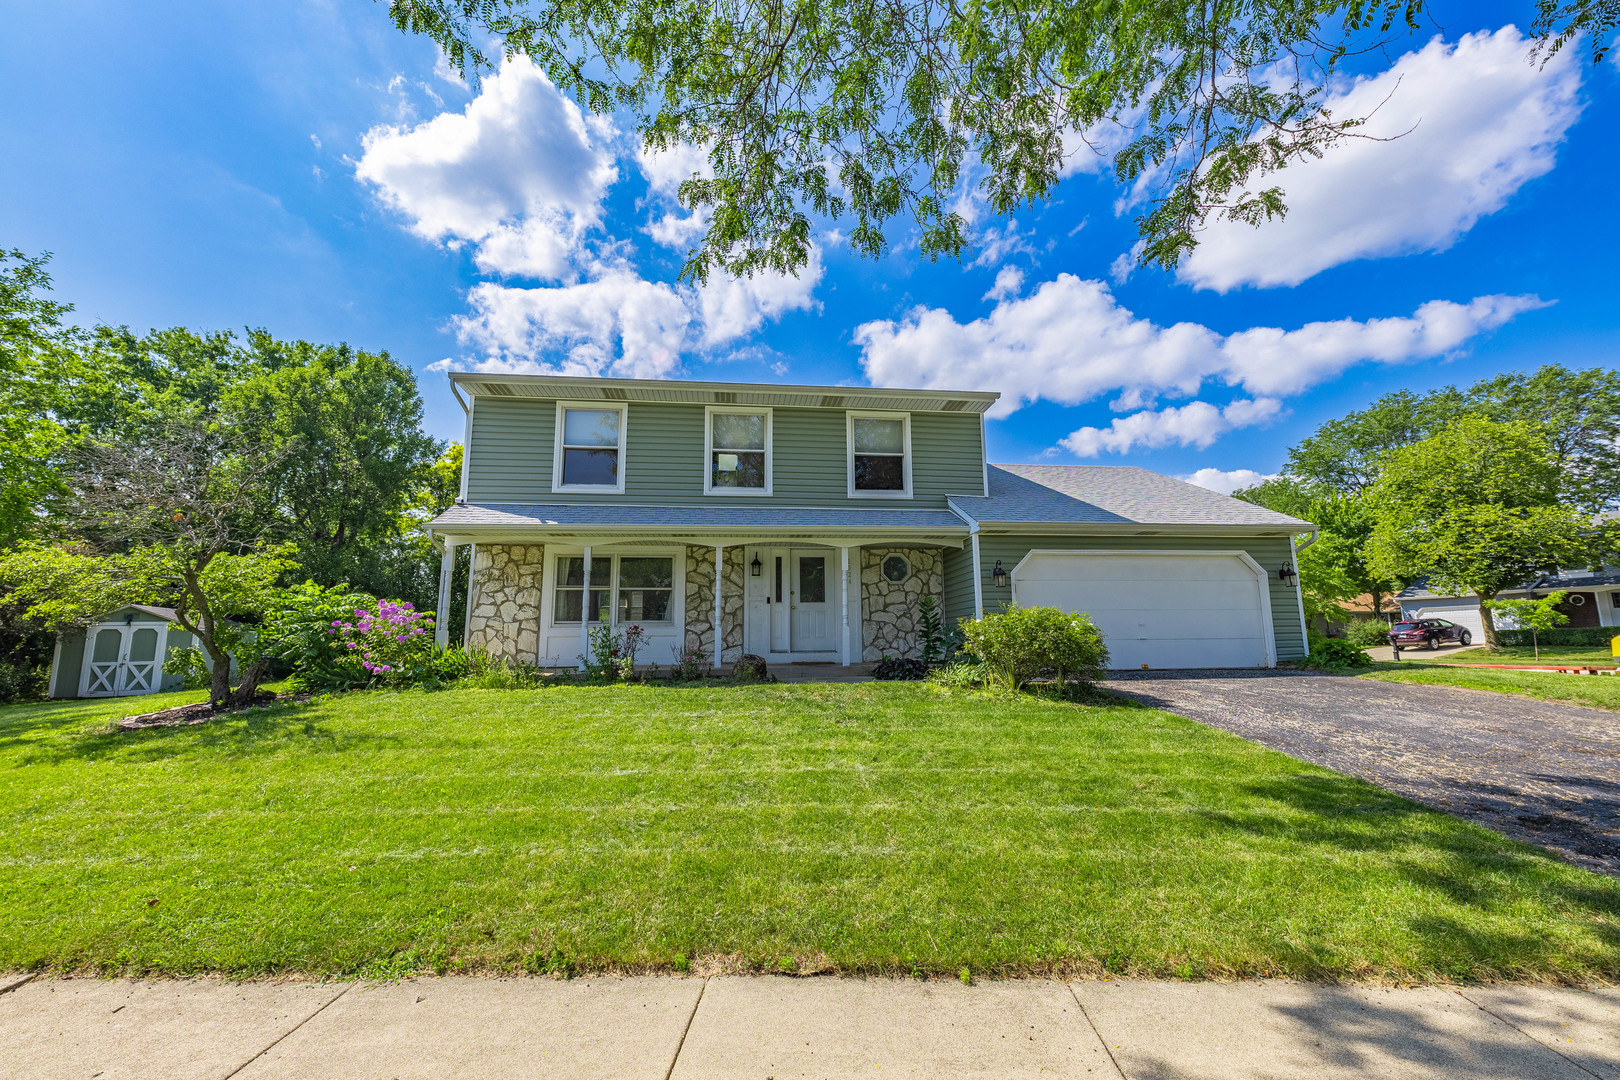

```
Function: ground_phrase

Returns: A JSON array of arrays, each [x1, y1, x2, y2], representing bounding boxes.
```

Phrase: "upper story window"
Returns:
[[553, 402, 627, 493], [706, 408, 771, 495], [848, 412, 911, 498]]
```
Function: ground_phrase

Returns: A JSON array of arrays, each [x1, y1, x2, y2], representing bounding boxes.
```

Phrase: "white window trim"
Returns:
[[547, 547, 684, 628], [551, 400, 629, 494], [703, 405, 773, 496], [846, 410, 913, 500]]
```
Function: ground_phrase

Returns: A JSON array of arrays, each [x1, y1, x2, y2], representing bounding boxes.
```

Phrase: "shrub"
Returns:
[[1345, 618, 1392, 648], [161, 646, 213, 690], [452, 649, 561, 689], [957, 606, 1109, 691], [871, 656, 929, 681], [0, 657, 46, 704], [1494, 626, 1616, 648], [926, 660, 991, 689], [325, 598, 438, 689], [671, 643, 711, 680], [1299, 638, 1373, 669], [256, 582, 380, 691]]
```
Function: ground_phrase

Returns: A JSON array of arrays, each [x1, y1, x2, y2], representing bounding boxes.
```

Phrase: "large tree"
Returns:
[[1365, 417, 1600, 647], [385, 1, 1612, 279], [1235, 477, 1402, 620]]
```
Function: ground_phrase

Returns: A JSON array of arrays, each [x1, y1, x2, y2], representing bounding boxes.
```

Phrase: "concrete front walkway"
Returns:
[[3, 973, 1617, 1079]]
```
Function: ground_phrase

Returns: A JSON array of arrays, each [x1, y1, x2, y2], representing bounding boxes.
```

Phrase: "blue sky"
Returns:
[[3, 1, 1617, 491]]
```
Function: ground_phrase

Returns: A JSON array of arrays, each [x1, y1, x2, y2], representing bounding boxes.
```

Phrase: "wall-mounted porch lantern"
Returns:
[[991, 560, 1008, 589], [1279, 562, 1298, 588], [750, 553, 763, 577]]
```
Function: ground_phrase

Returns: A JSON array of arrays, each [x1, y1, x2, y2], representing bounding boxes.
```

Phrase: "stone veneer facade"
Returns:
[[465, 543, 547, 662], [861, 546, 945, 662], [683, 545, 745, 663]]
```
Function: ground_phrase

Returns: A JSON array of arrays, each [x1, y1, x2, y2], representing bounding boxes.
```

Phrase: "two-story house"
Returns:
[[427, 373, 1314, 670]]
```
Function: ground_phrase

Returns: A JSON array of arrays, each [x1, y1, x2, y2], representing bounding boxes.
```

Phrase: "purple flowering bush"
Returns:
[[328, 599, 437, 687]]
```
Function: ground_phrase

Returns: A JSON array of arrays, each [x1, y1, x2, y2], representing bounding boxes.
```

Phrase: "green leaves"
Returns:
[[384, 0, 1609, 278]]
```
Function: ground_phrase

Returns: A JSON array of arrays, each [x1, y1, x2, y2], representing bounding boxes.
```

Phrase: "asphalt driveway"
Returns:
[[1105, 669, 1620, 877]]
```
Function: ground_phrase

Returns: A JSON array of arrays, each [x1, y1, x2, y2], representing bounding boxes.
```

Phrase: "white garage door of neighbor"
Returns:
[[1408, 603, 1484, 639], [1011, 551, 1275, 670]]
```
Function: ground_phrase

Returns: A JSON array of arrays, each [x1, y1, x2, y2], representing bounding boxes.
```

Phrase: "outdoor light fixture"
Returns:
[[991, 560, 1008, 588], [750, 553, 763, 577], [1279, 562, 1298, 587]]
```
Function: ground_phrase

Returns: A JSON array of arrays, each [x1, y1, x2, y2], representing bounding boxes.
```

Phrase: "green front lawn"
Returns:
[[1, 684, 1614, 982]]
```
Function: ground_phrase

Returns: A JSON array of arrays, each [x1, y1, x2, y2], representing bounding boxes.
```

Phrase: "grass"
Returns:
[[1358, 660, 1620, 712], [1428, 645, 1618, 666], [0, 683, 1615, 983]]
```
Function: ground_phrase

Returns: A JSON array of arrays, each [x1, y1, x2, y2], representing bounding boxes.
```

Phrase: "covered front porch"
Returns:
[[427, 503, 970, 671]]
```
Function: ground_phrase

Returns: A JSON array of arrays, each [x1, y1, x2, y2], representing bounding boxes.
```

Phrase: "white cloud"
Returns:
[[855, 273, 1545, 418], [454, 270, 693, 379], [1060, 398, 1283, 457], [637, 141, 712, 249], [983, 266, 1024, 302], [356, 57, 617, 281], [971, 217, 1038, 267], [694, 247, 824, 346], [1179, 468, 1281, 495], [1181, 27, 1582, 291]]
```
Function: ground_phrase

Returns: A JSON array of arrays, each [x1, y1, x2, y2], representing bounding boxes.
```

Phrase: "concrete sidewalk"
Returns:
[[2, 973, 1616, 1079]]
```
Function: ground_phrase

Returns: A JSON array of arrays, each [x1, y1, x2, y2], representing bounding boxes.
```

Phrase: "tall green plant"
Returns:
[[1484, 591, 1570, 661], [958, 606, 1108, 692]]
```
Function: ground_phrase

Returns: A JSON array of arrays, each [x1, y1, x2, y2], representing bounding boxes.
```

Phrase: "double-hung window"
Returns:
[[553, 403, 627, 492], [848, 413, 911, 497], [705, 408, 771, 494], [553, 553, 675, 625]]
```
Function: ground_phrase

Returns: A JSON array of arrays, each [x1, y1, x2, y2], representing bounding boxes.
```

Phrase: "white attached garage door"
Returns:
[[1011, 551, 1276, 670]]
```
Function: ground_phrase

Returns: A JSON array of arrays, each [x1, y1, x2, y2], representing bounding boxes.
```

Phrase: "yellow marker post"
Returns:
[[1612, 634, 1620, 659]]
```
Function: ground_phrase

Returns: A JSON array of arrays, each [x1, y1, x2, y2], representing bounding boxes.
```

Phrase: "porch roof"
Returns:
[[428, 501, 971, 542]]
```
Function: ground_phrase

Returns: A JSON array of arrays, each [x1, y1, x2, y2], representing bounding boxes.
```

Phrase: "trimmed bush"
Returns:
[[1493, 626, 1617, 648], [957, 606, 1108, 690], [871, 656, 929, 681], [1299, 638, 1373, 669], [1345, 618, 1392, 648]]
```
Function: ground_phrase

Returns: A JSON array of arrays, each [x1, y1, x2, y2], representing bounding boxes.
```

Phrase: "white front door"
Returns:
[[789, 550, 837, 653], [82, 623, 164, 697]]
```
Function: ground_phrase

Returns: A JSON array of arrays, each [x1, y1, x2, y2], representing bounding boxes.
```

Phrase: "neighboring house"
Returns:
[[426, 374, 1316, 670], [1398, 569, 1620, 639], [48, 605, 203, 699]]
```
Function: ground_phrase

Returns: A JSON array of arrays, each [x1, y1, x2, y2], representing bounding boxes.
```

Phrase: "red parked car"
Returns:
[[1388, 619, 1473, 650]]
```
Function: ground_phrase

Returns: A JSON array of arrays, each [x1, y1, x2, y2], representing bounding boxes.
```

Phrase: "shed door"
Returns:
[[1011, 551, 1273, 669]]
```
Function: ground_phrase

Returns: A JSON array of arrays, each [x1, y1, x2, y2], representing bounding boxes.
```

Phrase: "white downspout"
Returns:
[[969, 529, 984, 619], [1293, 530, 1317, 658]]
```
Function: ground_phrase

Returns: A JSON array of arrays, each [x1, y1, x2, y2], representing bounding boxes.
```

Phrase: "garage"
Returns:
[[1010, 550, 1276, 669]]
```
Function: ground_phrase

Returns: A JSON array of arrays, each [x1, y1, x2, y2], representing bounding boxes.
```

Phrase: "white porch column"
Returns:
[[713, 544, 725, 664], [435, 540, 457, 648], [969, 531, 984, 618], [839, 545, 851, 666], [579, 545, 593, 671], [462, 543, 477, 648]]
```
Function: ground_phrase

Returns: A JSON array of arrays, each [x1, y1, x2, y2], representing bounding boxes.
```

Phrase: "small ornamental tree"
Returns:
[[959, 606, 1109, 691], [1484, 591, 1570, 661]]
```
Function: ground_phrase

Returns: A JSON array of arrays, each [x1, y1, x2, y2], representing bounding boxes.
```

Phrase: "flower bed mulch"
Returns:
[[114, 690, 299, 731]]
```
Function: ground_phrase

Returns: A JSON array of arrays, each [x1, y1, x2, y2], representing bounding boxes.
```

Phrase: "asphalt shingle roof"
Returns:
[[949, 465, 1312, 529], [1399, 567, 1620, 600]]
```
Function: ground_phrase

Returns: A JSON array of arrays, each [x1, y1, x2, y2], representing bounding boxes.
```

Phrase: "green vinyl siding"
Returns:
[[464, 397, 986, 508], [972, 533, 1306, 661], [941, 543, 977, 623]]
